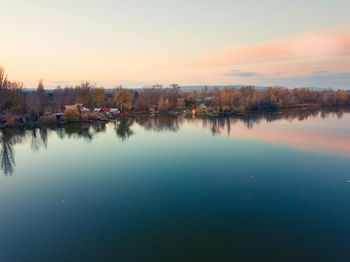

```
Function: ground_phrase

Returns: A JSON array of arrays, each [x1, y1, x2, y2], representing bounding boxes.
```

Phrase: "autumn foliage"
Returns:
[[63, 109, 80, 122], [114, 89, 133, 112]]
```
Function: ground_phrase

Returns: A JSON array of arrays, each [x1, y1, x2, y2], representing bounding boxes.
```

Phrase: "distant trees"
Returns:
[[92, 87, 106, 107], [1, 66, 350, 116], [0, 67, 24, 113], [52, 86, 64, 112], [168, 84, 180, 110], [114, 89, 132, 112], [75, 82, 92, 107], [36, 80, 45, 113], [158, 97, 169, 111], [337, 90, 347, 104]]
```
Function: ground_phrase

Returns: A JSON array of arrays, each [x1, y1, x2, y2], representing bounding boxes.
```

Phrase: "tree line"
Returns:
[[1, 66, 349, 116]]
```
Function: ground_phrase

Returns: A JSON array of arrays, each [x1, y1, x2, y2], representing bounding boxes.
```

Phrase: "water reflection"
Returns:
[[200, 108, 350, 158], [1, 108, 349, 176], [114, 118, 134, 141], [136, 115, 180, 132], [0, 122, 107, 175], [0, 129, 22, 175]]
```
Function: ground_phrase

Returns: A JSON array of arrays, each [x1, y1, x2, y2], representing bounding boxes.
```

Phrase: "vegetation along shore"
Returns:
[[1, 66, 349, 128]]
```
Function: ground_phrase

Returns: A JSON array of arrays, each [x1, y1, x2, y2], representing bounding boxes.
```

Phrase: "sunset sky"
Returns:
[[1, 0, 350, 89]]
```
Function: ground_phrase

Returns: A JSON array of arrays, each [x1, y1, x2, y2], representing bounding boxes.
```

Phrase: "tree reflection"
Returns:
[[60, 122, 107, 142], [0, 107, 349, 176], [114, 118, 134, 141], [63, 123, 94, 141], [136, 115, 181, 132], [0, 130, 15, 175], [199, 107, 350, 136], [0, 129, 26, 176], [31, 128, 42, 152], [0, 122, 108, 175]]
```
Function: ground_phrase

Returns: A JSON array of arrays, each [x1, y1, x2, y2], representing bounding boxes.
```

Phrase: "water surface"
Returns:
[[1, 109, 350, 261]]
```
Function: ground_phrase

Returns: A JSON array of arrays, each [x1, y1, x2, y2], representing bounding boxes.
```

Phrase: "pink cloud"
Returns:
[[186, 27, 350, 68], [104, 27, 350, 88]]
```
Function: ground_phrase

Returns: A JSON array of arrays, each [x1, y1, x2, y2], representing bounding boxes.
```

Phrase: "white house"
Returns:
[[64, 104, 90, 112], [110, 108, 120, 113]]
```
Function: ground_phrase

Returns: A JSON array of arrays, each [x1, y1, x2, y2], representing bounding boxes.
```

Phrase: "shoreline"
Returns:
[[1, 105, 349, 129]]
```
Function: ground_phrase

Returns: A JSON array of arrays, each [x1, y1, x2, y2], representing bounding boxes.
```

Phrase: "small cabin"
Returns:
[[81, 107, 90, 113], [102, 107, 110, 113], [110, 108, 119, 113], [65, 104, 90, 112], [94, 107, 110, 114], [149, 105, 158, 114]]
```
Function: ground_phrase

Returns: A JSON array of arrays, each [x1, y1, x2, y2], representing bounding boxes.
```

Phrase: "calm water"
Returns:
[[1, 109, 350, 261]]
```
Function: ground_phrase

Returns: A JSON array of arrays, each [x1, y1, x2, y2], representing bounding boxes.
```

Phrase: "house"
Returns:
[[65, 105, 78, 111], [94, 107, 111, 114], [64, 104, 90, 112], [80, 106, 90, 112], [102, 107, 110, 113], [149, 105, 158, 114], [110, 108, 119, 113]]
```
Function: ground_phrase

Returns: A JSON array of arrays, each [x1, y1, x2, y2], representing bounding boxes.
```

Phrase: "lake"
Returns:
[[1, 109, 350, 261]]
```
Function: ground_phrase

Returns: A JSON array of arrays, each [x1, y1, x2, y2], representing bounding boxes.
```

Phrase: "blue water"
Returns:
[[1, 111, 350, 261]]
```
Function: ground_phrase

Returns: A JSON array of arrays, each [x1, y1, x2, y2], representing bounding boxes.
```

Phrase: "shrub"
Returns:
[[6, 116, 17, 126], [63, 109, 80, 122]]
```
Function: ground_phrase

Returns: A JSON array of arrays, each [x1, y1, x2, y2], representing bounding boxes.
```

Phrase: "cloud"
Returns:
[[186, 27, 350, 68], [226, 70, 259, 77], [312, 70, 329, 74], [166, 27, 350, 88], [52, 80, 71, 84], [263, 72, 350, 88]]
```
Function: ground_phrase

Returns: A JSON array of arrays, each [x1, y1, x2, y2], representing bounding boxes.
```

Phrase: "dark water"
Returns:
[[1, 109, 350, 261]]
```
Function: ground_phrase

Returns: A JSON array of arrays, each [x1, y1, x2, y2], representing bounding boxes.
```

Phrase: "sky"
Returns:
[[0, 0, 350, 89]]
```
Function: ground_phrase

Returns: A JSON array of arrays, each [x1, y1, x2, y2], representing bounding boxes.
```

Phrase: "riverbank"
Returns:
[[1, 105, 349, 129]]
